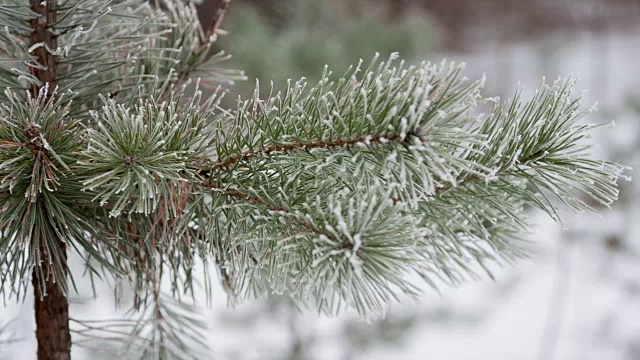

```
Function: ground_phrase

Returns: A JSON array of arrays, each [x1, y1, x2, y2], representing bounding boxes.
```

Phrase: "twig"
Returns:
[[203, 0, 230, 45], [205, 132, 404, 174], [203, 181, 357, 249]]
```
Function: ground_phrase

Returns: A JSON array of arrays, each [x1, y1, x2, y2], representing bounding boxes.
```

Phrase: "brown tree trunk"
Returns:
[[29, 0, 70, 359], [30, 0, 58, 95], [32, 241, 71, 360]]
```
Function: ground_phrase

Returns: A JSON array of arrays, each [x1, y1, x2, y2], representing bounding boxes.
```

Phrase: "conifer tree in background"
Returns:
[[0, 0, 627, 359]]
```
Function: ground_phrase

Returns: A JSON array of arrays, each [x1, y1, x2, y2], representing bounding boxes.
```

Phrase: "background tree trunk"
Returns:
[[29, 0, 70, 359]]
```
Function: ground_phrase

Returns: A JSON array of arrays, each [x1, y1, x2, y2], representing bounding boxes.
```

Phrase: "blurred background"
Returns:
[[2, 0, 640, 359]]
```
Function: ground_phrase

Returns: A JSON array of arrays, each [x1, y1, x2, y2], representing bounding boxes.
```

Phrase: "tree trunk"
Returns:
[[32, 241, 71, 360], [30, 0, 58, 95], [29, 0, 70, 359]]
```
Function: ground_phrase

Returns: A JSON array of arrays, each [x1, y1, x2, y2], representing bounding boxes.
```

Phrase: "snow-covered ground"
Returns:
[[2, 29, 639, 360]]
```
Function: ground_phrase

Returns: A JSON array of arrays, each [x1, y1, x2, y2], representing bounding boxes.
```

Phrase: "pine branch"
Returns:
[[0, 89, 125, 298], [71, 293, 211, 360], [159, 0, 241, 93], [193, 57, 626, 314], [203, 180, 346, 247]]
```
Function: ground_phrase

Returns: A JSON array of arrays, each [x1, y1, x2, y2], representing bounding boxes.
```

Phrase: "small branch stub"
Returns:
[[204, 0, 230, 44]]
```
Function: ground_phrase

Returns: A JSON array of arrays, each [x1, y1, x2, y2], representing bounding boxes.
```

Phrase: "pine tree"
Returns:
[[0, 0, 627, 359]]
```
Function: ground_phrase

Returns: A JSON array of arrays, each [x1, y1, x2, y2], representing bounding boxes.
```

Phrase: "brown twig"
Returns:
[[203, 0, 230, 45], [206, 133, 405, 174]]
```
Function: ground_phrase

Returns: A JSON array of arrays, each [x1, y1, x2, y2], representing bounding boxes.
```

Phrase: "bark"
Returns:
[[32, 241, 71, 360], [29, 0, 70, 359], [30, 0, 58, 95]]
